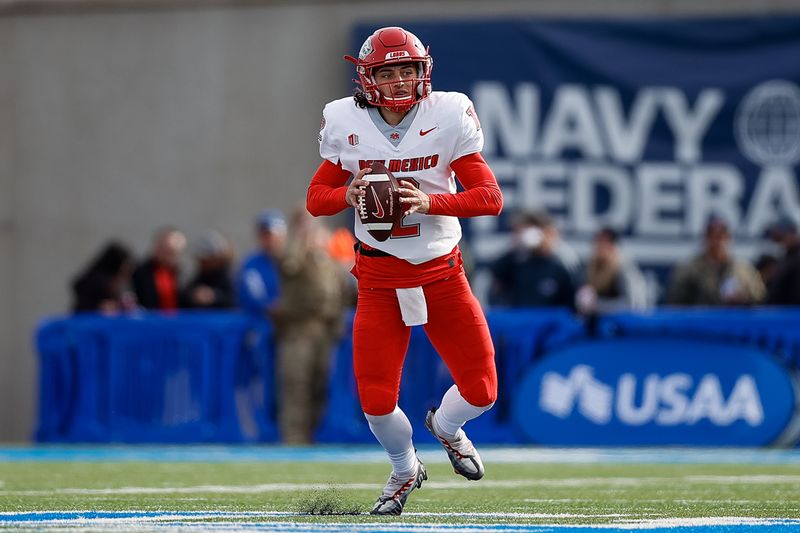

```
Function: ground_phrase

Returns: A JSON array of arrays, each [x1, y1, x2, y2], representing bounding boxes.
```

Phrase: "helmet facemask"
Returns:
[[365, 61, 431, 114]]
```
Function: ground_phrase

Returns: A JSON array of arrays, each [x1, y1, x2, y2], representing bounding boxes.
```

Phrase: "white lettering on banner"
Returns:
[[617, 373, 660, 425], [636, 164, 684, 236], [471, 81, 800, 267], [745, 166, 800, 236], [573, 164, 632, 232], [472, 82, 539, 158], [595, 87, 659, 163], [518, 162, 568, 214], [539, 366, 764, 427], [476, 83, 722, 162], [660, 89, 725, 163], [724, 374, 764, 426], [655, 373, 692, 425], [687, 164, 743, 235], [540, 86, 604, 159], [488, 161, 800, 237]]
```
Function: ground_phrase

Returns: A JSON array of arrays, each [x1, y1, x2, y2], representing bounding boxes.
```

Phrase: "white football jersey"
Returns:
[[319, 91, 483, 264]]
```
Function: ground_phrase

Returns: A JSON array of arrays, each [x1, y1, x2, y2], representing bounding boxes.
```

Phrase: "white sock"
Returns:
[[433, 385, 494, 439], [365, 406, 417, 478]]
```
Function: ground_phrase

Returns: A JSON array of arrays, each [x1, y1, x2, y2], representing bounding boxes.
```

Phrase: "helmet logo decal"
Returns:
[[359, 37, 374, 60], [386, 51, 410, 60], [348, 134, 359, 146]]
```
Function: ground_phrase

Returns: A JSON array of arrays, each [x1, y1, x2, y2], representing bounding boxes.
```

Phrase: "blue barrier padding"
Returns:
[[35, 312, 277, 443], [34, 308, 800, 444], [600, 309, 800, 367]]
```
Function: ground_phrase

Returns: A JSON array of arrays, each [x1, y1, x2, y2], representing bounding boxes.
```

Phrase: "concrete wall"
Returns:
[[0, 19, 17, 437], [3, 0, 800, 441]]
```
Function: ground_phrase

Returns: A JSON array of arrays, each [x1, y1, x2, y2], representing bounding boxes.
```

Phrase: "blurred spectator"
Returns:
[[71, 241, 136, 313], [325, 225, 359, 307], [576, 227, 649, 314], [326, 226, 357, 269], [272, 207, 349, 444], [754, 253, 779, 291], [667, 218, 764, 306], [236, 209, 287, 315], [766, 217, 800, 305], [489, 210, 577, 308], [132, 227, 187, 311], [182, 230, 235, 309]]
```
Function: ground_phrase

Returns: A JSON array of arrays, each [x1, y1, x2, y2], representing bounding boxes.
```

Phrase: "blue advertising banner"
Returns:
[[353, 18, 800, 280], [512, 338, 798, 446]]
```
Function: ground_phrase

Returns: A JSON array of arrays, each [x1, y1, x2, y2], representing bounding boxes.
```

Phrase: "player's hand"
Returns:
[[399, 180, 430, 216], [346, 167, 372, 208]]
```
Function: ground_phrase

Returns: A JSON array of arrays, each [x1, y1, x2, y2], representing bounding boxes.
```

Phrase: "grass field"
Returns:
[[1, 446, 800, 531]]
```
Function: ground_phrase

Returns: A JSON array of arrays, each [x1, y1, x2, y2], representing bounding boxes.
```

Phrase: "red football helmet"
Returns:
[[344, 27, 433, 114]]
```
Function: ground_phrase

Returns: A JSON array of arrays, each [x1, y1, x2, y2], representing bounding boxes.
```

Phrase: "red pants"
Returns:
[[353, 271, 497, 416]]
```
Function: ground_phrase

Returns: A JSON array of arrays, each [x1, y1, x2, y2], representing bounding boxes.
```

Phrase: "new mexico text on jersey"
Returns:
[[319, 91, 483, 264]]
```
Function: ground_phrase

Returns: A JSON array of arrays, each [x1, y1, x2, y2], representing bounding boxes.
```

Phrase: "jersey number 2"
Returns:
[[391, 178, 421, 239]]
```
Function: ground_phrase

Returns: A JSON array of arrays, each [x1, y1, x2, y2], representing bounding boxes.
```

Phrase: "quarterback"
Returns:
[[306, 26, 503, 515]]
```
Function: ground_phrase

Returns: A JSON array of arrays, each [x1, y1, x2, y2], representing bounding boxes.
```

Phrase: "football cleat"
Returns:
[[370, 457, 427, 516], [425, 408, 485, 481]]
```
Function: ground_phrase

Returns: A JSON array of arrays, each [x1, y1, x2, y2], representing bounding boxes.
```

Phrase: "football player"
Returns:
[[306, 26, 503, 515]]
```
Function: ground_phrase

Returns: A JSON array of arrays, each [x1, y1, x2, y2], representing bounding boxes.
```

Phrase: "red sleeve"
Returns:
[[427, 152, 503, 217], [306, 159, 351, 216]]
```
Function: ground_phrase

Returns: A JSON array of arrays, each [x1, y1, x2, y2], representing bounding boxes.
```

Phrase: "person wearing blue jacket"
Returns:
[[236, 209, 287, 315]]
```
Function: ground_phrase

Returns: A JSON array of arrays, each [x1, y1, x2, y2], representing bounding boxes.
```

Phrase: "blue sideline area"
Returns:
[[34, 308, 800, 445]]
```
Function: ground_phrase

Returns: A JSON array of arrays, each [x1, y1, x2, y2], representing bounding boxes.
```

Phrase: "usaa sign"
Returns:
[[512, 338, 798, 445]]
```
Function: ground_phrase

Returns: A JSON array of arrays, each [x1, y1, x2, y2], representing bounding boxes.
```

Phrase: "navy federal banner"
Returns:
[[352, 18, 800, 278]]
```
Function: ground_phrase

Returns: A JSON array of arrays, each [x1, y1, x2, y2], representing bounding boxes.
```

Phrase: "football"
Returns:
[[357, 162, 403, 242]]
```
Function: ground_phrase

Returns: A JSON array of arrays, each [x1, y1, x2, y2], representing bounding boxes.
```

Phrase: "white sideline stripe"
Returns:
[[4, 474, 800, 496], [524, 498, 773, 504], [686, 474, 800, 483]]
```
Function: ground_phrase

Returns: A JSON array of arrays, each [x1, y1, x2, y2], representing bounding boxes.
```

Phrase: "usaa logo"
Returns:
[[512, 338, 798, 446], [539, 364, 763, 427]]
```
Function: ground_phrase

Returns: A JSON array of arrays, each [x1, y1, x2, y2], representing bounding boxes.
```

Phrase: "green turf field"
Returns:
[[2, 456, 800, 528]]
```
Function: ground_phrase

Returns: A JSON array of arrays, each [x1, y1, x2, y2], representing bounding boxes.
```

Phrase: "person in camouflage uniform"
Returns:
[[271, 207, 350, 443], [667, 218, 765, 306]]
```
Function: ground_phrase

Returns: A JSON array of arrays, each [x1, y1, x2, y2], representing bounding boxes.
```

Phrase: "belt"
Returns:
[[354, 241, 392, 258]]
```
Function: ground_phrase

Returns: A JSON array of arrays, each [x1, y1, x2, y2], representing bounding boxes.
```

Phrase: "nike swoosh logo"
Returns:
[[419, 127, 438, 136], [370, 186, 385, 218]]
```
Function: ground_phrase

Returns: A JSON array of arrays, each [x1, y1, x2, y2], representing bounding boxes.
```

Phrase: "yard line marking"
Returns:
[[522, 498, 786, 505], [685, 474, 800, 483], [0, 478, 661, 496], [4, 473, 800, 496]]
